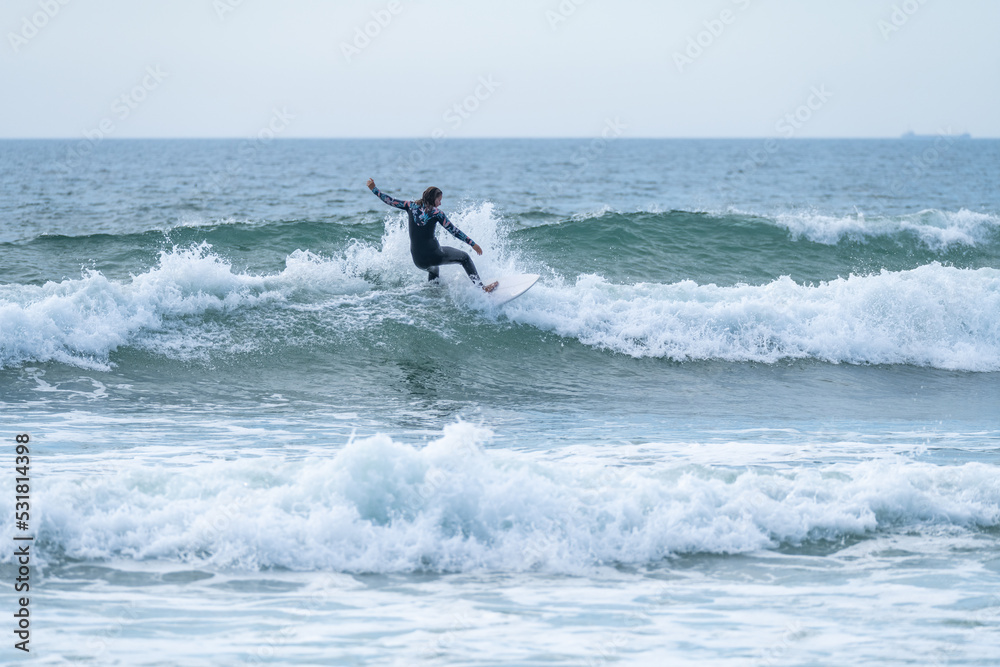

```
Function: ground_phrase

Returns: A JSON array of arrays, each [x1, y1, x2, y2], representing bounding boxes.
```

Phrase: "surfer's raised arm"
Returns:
[[365, 179, 496, 292], [367, 178, 410, 210]]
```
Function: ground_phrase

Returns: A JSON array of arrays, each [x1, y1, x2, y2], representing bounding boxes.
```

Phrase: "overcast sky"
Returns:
[[2, 0, 997, 138]]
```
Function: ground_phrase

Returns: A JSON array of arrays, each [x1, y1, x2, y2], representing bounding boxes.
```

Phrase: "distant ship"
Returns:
[[901, 131, 971, 139]]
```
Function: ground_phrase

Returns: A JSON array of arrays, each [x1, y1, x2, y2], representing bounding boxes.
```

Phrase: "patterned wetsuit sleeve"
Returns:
[[370, 185, 410, 210], [436, 211, 476, 247]]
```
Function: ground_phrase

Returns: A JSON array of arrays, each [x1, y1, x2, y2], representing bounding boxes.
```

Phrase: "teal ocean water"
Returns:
[[2, 138, 999, 665]]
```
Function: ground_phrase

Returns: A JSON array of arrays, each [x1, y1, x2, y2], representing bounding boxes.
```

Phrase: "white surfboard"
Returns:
[[488, 273, 539, 305]]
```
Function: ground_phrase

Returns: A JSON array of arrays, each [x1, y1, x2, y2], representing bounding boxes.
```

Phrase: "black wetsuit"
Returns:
[[370, 185, 482, 284]]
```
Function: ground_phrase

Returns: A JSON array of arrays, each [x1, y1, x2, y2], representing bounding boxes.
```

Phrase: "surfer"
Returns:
[[367, 178, 498, 292]]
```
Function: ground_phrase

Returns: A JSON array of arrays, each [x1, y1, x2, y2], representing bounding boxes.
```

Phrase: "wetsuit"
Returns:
[[370, 185, 483, 284]]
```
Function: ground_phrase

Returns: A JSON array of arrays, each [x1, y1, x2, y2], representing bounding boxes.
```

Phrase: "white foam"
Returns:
[[765, 209, 1000, 249], [0, 240, 380, 369], [502, 263, 1000, 371], [4, 206, 999, 372], [3, 423, 997, 573], [570, 204, 616, 221], [0, 202, 526, 368]]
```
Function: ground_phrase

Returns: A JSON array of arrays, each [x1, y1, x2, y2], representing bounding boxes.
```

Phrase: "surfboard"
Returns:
[[488, 273, 539, 305]]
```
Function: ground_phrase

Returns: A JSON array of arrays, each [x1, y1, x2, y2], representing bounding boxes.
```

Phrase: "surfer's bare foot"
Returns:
[[483, 281, 499, 293]]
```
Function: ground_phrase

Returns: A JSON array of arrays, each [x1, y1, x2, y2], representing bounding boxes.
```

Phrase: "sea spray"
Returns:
[[4, 423, 998, 573], [504, 264, 1000, 370]]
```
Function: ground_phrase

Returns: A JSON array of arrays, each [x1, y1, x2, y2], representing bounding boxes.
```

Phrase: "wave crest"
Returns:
[[504, 264, 1000, 371], [767, 208, 1000, 249], [5, 423, 998, 573]]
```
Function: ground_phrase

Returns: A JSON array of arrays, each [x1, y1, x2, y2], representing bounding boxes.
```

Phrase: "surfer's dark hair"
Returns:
[[419, 186, 442, 208]]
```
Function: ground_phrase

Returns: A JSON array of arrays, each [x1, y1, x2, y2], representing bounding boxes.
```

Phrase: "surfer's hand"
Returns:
[[472, 243, 483, 256], [366, 178, 375, 190]]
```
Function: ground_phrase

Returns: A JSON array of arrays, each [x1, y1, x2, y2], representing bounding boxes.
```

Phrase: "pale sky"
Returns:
[[2, 0, 997, 138]]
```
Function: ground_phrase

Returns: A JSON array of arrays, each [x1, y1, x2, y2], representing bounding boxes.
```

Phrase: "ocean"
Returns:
[[1, 137, 999, 665]]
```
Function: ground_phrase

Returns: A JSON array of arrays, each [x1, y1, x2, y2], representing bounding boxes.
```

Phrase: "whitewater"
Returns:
[[3, 223, 998, 371], [2, 138, 999, 665]]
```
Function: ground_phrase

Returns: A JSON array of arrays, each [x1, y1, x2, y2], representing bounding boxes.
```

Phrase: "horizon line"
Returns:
[[0, 135, 991, 141]]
